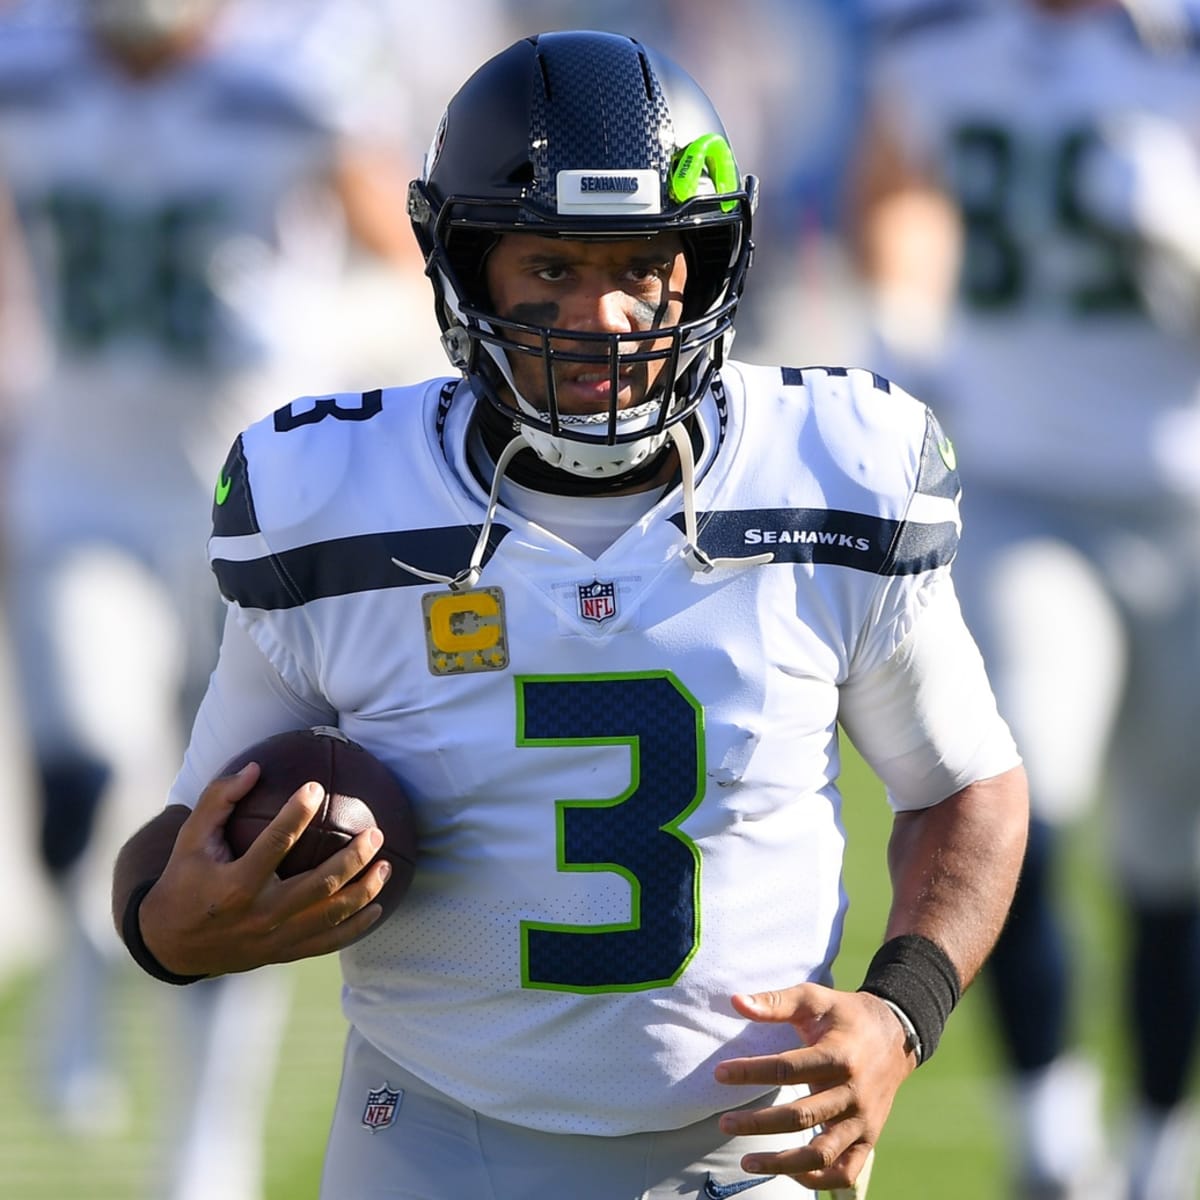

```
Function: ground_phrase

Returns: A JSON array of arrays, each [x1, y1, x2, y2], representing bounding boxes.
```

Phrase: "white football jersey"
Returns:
[[179, 363, 1018, 1134], [869, 0, 1200, 502], [0, 23, 348, 500]]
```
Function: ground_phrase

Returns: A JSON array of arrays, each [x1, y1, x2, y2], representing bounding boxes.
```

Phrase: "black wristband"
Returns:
[[858, 933, 962, 1065], [120, 878, 207, 986]]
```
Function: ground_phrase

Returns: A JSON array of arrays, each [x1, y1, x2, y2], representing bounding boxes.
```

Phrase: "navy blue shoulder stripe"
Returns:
[[915, 408, 961, 500], [668, 506, 956, 575], [212, 435, 258, 538], [212, 525, 512, 610], [781, 365, 892, 394], [880, 515, 957, 576]]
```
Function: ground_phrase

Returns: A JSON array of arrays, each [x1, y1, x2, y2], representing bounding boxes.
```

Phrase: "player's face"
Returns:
[[484, 232, 687, 417]]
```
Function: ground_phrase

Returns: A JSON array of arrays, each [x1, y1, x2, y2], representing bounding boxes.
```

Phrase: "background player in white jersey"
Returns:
[[0, 0, 420, 1196], [110, 30, 1028, 1199], [851, 1, 1200, 1196]]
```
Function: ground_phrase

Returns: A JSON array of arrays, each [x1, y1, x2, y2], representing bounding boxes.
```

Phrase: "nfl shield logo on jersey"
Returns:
[[578, 579, 617, 624], [361, 1083, 402, 1132]]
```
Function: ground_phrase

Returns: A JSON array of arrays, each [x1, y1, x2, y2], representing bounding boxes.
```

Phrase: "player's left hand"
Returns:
[[714, 983, 916, 1192]]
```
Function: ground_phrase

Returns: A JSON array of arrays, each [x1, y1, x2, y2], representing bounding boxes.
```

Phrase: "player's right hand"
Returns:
[[137, 763, 390, 977]]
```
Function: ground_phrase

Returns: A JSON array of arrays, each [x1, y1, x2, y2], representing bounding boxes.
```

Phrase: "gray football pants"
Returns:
[[320, 1025, 815, 1199]]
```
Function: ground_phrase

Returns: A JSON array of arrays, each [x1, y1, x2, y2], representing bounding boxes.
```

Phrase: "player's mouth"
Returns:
[[557, 366, 638, 411]]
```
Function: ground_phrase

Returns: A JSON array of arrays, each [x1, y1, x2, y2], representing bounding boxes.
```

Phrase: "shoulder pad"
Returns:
[[212, 387, 387, 542]]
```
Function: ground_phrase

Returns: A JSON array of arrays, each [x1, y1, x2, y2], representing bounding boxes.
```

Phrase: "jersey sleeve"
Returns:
[[838, 567, 1020, 811], [842, 386, 964, 674], [834, 372, 1018, 808], [168, 607, 336, 809], [206, 405, 347, 695]]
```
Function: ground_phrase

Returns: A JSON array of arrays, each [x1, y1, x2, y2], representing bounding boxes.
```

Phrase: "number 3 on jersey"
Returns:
[[517, 672, 704, 994]]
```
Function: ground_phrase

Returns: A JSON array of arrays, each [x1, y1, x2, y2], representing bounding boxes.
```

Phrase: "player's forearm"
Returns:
[[883, 765, 1029, 989], [110, 804, 191, 936]]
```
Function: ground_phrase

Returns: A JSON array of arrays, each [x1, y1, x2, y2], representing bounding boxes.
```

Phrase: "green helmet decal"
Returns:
[[669, 134, 740, 214]]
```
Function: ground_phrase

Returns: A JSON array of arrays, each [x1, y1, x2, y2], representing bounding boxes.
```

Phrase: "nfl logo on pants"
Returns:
[[361, 1084, 402, 1132], [578, 579, 617, 624]]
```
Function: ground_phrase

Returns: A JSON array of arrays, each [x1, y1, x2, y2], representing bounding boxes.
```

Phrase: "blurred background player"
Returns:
[[209, 0, 520, 385], [0, 0, 440, 1195], [850, 1, 1200, 1196]]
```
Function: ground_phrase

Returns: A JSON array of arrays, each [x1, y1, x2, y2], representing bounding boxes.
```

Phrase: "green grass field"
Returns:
[[0, 743, 1150, 1199]]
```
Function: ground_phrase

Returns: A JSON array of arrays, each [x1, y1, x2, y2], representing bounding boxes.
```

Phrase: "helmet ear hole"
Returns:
[[442, 229, 499, 311], [682, 227, 740, 320], [440, 325, 475, 371]]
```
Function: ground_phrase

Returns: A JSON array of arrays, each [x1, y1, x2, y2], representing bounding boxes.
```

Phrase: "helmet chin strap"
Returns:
[[391, 433, 528, 592], [471, 392, 677, 497], [391, 397, 773, 592], [666, 423, 773, 574], [520, 418, 666, 479]]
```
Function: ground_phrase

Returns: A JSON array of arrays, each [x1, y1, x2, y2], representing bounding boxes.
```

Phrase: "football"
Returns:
[[219, 726, 418, 921]]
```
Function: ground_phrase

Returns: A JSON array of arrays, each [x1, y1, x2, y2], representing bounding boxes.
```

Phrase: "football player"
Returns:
[[112, 30, 1028, 1199], [851, 1, 1200, 1196]]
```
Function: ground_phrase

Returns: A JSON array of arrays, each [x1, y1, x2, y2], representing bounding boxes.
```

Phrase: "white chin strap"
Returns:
[[391, 420, 773, 592], [391, 434, 528, 592], [520, 406, 670, 479], [667, 423, 773, 574]]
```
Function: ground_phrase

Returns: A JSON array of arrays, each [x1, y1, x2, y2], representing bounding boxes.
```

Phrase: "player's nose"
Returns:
[[564, 281, 635, 335]]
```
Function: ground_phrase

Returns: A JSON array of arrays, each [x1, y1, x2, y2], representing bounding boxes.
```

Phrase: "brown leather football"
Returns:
[[219, 726, 417, 922]]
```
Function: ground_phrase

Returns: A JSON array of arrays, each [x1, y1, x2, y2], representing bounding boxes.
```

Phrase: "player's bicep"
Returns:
[[838, 573, 1019, 811], [169, 608, 336, 809]]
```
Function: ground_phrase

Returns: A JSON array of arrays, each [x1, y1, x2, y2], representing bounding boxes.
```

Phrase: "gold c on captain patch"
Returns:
[[422, 587, 509, 676]]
